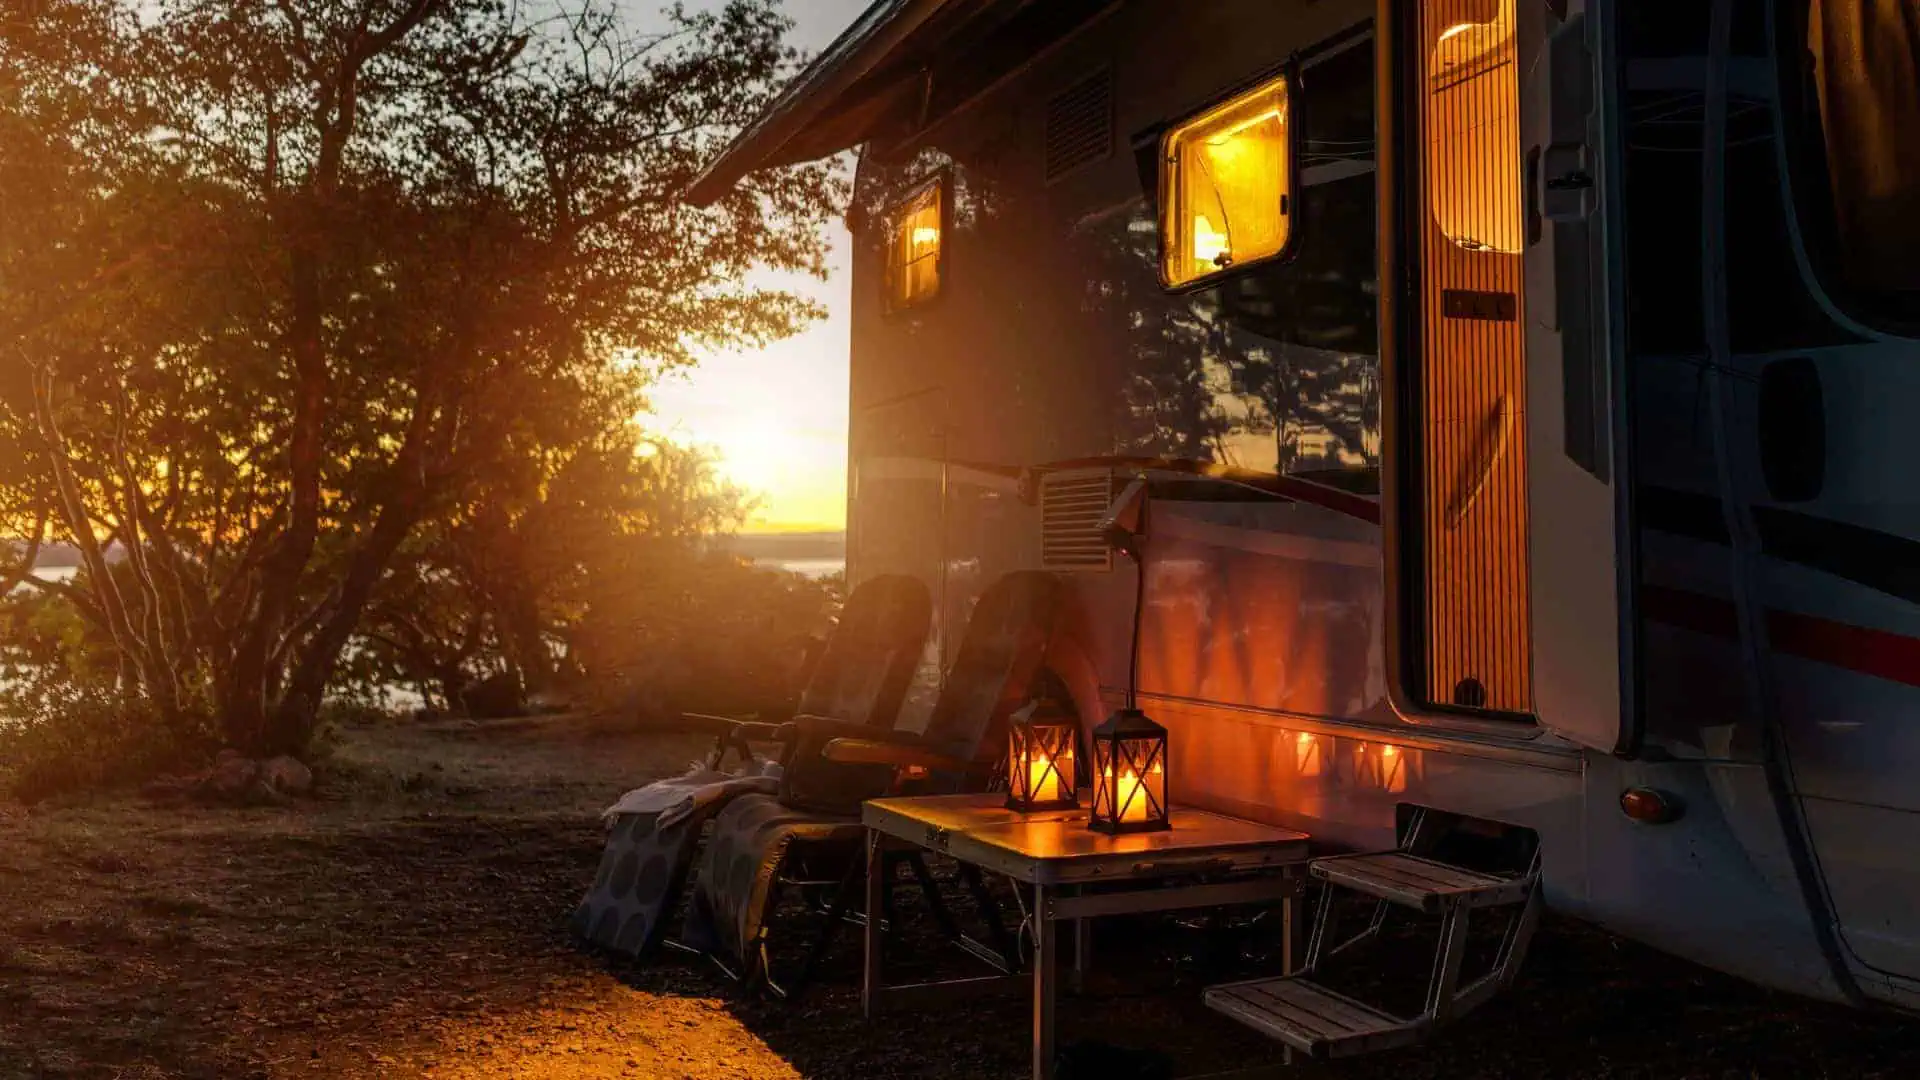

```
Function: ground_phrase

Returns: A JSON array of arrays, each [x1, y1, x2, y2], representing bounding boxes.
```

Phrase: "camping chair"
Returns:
[[684, 569, 1063, 999], [681, 572, 935, 778], [572, 574, 930, 960]]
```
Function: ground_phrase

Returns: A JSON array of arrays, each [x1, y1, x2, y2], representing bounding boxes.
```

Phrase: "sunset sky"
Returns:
[[643, 0, 873, 534]]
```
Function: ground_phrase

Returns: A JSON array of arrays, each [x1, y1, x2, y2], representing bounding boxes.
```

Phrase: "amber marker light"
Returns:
[[1620, 787, 1682, 825]]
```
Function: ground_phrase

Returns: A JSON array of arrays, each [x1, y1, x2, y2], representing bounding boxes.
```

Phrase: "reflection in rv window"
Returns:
[[1111, 33, 1379, 487], [1799, 0, 1920, 322]]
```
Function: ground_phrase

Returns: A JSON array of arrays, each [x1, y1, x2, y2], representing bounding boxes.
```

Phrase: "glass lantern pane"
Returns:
[[1092, 740, 1116, 820], [1043, 726, 1076, 794]]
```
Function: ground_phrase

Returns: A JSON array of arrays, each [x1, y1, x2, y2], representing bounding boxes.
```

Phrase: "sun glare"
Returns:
[[707, 421, 797, 492]]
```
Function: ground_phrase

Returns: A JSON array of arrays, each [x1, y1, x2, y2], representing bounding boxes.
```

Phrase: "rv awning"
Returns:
[[681, 0, 957, 207]]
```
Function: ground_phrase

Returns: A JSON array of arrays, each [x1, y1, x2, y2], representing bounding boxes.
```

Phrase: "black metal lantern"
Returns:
[[1006, 700, 1079, 812], [1088, 707, 1170, 834]]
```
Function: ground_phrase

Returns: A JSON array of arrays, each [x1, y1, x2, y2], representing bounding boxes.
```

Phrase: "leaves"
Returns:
[[0, 0, 842, 750]]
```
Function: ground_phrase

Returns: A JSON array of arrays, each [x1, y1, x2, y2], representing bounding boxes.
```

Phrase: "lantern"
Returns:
[[1006, 700, 1079, 812], [1088, 708, 1170, 834]]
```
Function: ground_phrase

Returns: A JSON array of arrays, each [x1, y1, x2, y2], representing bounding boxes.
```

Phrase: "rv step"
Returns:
[[1203, 975, 1424, 1060], [1309, 852, 1532, 913]]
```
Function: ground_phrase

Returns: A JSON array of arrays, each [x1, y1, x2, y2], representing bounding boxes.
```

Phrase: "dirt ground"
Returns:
[[1, 712, 1916, 1080]]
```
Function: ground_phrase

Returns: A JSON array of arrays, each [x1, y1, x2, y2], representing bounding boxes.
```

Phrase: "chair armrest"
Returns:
[[821, 737, 971, 773], [675, 711, 744, 734], [675, 713, 794, 742], [729, 720, 796, 743]]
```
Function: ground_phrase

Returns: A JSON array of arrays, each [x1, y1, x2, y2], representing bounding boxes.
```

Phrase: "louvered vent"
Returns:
[[1040, 470, 1118, 571], [1044, 70, 1114, 182]]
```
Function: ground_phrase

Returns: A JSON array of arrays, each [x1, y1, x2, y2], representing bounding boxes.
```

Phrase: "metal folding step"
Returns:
[[1205, 819, 1541, 1063], [1310, 851, 1533, 912], [1204, 976, 1424, 1060]]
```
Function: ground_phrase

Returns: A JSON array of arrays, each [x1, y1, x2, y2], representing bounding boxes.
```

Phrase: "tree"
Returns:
[[356, 432, 753, 714], [0, 0, 841, 754]]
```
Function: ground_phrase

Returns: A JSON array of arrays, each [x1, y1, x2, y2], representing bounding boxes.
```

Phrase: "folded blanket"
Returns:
[[681, 792, 865, 973], [600, 758, 782, 828], [572, 763, 781, 959]]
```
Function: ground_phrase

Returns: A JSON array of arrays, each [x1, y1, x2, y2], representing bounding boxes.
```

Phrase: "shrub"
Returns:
[[569, 549, 841, 722], [0, 685, 217, 804]]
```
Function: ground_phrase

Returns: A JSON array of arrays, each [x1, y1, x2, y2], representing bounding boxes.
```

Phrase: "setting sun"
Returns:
[[645, 247, 852, 536]]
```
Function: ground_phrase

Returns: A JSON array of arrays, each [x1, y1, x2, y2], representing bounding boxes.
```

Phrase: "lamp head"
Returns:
[[1098, 476, 1149, 559]]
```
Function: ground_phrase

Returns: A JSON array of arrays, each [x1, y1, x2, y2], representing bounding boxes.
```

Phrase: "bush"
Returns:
[[0, 685, 217, 804], [569, 548, 841, 722]]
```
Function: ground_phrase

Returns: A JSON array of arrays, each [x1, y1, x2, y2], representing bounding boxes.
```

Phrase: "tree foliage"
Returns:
[[0, 0, 842, 754]]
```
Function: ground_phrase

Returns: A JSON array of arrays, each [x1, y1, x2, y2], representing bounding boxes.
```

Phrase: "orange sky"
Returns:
[[644, 0, 872, 534]]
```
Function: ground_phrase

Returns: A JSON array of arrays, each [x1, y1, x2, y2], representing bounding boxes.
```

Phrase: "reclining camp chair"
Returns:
[[683, 569, 1063, 998], [572, 573, 931, 960]]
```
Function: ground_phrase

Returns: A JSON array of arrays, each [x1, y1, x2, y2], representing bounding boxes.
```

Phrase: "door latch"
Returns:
[[1545, 169, 1594, 192]]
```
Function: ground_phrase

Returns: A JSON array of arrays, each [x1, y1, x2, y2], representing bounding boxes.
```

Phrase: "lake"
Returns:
[[764, 557, 844, 579], [9, 566, 78, 593]]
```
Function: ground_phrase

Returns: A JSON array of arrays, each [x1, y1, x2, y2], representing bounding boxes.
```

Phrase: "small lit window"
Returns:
[[1160, 73, 1293, 289], [885, 176, 945, 311]]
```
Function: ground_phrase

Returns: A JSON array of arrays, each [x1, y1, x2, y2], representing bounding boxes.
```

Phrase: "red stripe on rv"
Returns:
[[1641, 584, 1920, 689]]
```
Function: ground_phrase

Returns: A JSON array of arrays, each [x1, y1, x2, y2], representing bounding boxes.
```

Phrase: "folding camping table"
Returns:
[[861, 793, 1312, 1080]]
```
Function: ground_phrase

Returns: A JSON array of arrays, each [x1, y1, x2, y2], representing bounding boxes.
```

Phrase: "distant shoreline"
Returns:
[[718, 531, 844, 564], [9, 535, 849, 571]]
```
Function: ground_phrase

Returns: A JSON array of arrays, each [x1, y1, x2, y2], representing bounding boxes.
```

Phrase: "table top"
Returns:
[[865, 792, 1311, 885]]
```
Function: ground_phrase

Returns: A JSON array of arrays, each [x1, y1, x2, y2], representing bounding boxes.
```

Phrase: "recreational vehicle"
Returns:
[[687, 0, 1920, 1051]]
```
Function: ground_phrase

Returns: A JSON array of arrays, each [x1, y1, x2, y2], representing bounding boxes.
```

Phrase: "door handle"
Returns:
[[1539, 12, 1596, 224], [1447, 396, 1514, 529]]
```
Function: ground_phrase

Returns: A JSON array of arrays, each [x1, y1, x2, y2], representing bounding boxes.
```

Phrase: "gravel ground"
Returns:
[[0, 712, 1914, 1079]]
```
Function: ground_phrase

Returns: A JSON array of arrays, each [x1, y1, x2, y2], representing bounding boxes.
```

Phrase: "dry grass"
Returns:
[[0, 713, 1915, 1079]]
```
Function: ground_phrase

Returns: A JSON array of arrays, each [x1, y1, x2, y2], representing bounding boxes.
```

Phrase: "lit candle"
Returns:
[[1028, 752, 1061, 804], [1114, 760, 1163, 823], [1117, 769, 1146, 822]]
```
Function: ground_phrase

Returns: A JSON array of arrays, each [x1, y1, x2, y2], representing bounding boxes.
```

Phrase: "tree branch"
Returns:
[[0, 501, 51, 597]]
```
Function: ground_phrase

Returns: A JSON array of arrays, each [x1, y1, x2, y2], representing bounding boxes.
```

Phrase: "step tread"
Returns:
[[1311, 852, 1532, 911], [1204, 975, 1422, 1059]]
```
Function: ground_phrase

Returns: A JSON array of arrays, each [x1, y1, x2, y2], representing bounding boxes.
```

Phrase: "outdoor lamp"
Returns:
[[1005, 699, 1079, 812], [1087, 706, 1170, 834]]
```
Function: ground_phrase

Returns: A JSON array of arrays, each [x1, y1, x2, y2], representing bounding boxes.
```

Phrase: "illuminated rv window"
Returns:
[[885, 177, 945, 311], [1159, 72, 1293, 289], [1425, 0, 1522, 254]]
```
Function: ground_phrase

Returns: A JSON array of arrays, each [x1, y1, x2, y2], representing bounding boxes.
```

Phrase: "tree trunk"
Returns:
[[267, 477, 428, 754], [498, 574, 549, 696]]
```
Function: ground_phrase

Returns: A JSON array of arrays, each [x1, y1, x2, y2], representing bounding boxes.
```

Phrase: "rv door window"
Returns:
[[1159, 73, 1294, 289], [1425, 0, 1522, 254], [1791, 0, 1920, 329]]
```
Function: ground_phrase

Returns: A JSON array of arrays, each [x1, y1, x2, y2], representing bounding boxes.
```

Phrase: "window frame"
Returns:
[[882, 169, 953, 315], [1155, 62, 1305, 295], [1774, 0, 1920, 338]]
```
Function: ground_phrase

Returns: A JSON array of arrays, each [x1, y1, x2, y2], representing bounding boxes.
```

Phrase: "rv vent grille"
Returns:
[[1041, 471, 1117, 572], [1044, 70, 1114, 182]]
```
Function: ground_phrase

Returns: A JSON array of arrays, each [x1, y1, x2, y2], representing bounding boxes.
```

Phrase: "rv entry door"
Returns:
[[1519, 2, 1632, 752], [1390, 0, 1630, 750]]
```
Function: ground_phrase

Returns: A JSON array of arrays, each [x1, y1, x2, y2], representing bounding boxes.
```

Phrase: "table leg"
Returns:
[[862, 830, 884, 1020], [1282, 893, 1297, 975], [1070, 908, 1090, 995], [1032, 883, 1056, 1080]]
